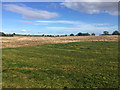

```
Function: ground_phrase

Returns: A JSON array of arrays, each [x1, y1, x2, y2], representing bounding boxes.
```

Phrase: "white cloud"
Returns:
[[61, 2, 118, 16], [18, 20, 117, 34], [46, 26, 117, 32], [46, 22, 117, 34], [36, 20, 111, 27], [46, 27, 66, 30], [4, 4, 59, 19], [36, 20, 80, 24], [21, 29, 26, 32], [94, 23, 109, 26], [63, 0, 119, 2], [19, 20, 34, 23]]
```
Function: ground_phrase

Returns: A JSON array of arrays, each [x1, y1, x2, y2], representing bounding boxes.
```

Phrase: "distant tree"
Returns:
[[42, 34, 45, 37], [103, 31, 109, 35], [70, 34, 74, 36], [0, 32, 6, 36], [65, 35, 67, 36], [13, 33, 16, 35], [49, 35, 52, 37], [77, 32, 82, 36], [10, 34, 13, 37], [112, 30, 120, 35], [77, 32, 90, 36], [85, 33, 90, 36], [91, 33, 95, 36]]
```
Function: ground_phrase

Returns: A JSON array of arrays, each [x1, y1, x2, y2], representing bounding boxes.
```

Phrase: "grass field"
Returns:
[[2, 41, 119, 88]]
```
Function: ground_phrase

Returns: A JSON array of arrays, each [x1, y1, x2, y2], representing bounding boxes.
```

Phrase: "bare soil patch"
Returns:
[[0, 35, 119, 48]]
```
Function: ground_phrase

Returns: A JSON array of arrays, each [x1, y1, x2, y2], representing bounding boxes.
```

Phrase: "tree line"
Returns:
[[0, 30, 119, 37]]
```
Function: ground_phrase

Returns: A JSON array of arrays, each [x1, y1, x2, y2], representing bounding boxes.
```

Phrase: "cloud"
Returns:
[[36, 20, 80, 24], [19, 20, 34, 23], [36, 20, 111, 27], [63, 0, 119, 2], [21, 29, 26, 32], [61, 2, 118, 16], [3, 4, 59, 19], [46, 26, 116, 31], [46, 26, 117, 35], [94, 23, 109, 26], [18, 19, 117, 35], [46, 22, 117, 34]]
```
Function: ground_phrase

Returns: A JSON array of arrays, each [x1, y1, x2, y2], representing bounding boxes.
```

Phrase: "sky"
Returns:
[[2, 2, 118, 35]]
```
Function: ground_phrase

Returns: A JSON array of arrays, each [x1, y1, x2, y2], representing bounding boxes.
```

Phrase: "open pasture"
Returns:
[[2, 41, 119, 88]]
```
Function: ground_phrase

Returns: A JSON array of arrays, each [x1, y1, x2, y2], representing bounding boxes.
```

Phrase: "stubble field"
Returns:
[[1, 35, 118, 48]]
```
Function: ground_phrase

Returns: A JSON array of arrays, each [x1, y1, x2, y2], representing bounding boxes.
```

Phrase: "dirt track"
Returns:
[[0, 35, 119, 48]]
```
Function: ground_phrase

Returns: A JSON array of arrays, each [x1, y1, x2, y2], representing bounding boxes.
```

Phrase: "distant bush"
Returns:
[[5, 34, 13, 37], [70, 34, 74, 36], [77, 32, 90, 36], [91, 33, 95, 36], [0, 32, 6, 36], [42, 34, 45, 37], [103, 31, 109, 35], [85, 33, 90, 36], [112, 30, 120, 35], [13, 33, 16, 35], [77, 32, 82, 36], [0, 32, 14, 37]]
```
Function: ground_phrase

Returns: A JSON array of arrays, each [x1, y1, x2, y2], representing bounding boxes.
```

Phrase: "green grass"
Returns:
[[2, 41, 119, 88]]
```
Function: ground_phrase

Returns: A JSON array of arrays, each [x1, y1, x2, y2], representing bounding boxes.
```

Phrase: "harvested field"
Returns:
[[1, 35, 119, 48]]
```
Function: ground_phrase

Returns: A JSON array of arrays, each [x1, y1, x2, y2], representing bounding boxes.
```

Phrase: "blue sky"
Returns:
[[2, 2, 118, 35]]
